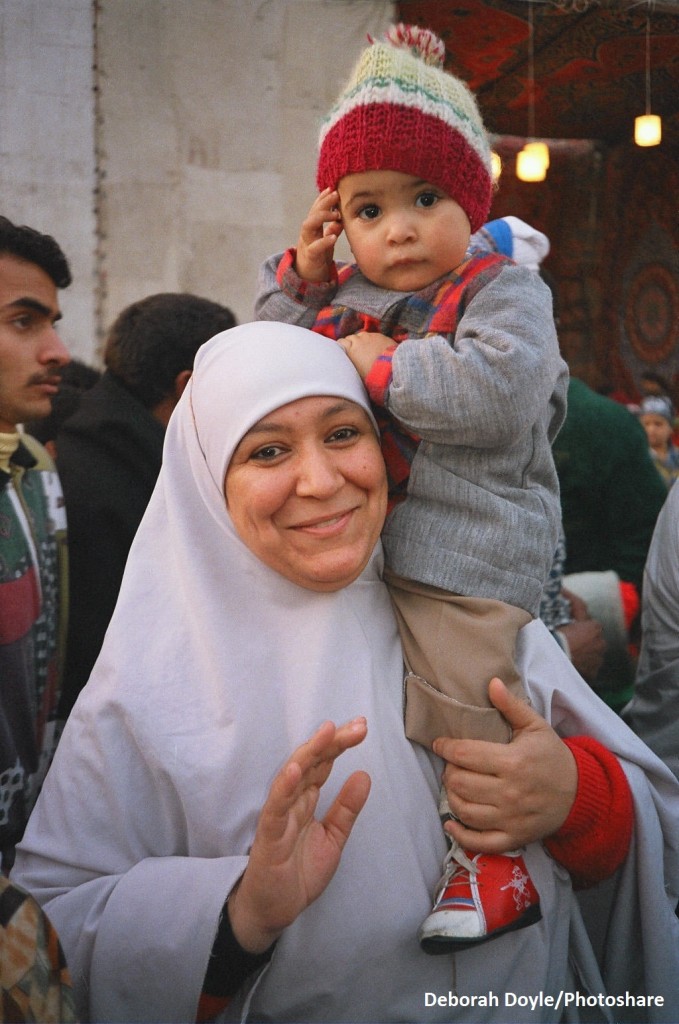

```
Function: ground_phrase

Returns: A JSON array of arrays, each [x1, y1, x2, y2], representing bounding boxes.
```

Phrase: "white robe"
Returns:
[[13, 323, 679, 1023]]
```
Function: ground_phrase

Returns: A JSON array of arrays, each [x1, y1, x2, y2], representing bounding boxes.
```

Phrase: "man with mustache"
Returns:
[[0, 215, 71, 872]]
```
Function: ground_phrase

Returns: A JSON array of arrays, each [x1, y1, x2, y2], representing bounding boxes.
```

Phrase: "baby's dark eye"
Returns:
[[415, 191, 439, 209], [358, 204, 380, 221]]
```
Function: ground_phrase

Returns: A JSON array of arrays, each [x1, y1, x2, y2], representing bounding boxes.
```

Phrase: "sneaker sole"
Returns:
[[420, 903, 542, 955]]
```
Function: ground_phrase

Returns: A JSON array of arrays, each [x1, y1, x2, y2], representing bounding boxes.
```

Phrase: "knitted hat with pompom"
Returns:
[[316, 24, 493, 233]]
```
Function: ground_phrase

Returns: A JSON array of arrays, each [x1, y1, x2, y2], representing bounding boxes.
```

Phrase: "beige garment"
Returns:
[[385, 569, 531, 749], [0, 432, 20, 474]]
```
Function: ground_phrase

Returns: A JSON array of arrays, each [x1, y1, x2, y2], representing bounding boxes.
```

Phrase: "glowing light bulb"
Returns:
[[635, 113, 662, 147], [523, 141, 550, 169], [516, 147, 547, 182]]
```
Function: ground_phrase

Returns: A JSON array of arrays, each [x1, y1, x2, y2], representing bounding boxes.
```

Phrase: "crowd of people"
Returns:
[[2, 20, 679, 1024]]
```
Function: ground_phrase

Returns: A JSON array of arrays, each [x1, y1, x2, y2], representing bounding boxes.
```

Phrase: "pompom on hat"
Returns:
[[316, 24, 493, 233]]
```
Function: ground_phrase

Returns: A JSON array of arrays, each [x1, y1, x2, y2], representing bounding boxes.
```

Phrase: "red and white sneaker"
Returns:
[[419, 841, 541, 954]]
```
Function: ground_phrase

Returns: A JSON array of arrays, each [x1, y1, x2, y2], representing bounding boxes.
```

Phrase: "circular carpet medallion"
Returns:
[[625, 263, 679, 364]]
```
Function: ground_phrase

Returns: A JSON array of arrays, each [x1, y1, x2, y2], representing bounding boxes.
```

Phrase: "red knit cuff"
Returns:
[[276, 248, 339, 304], [544, 736, 633, 888], [365, 344, 397, 405]]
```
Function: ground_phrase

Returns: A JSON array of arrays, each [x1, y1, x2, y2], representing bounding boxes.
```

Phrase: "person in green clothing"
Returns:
[[552, 375, 667, 710]]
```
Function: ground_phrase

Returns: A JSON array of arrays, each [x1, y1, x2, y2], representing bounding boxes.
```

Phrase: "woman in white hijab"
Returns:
[[13, 323, 679, 1023]]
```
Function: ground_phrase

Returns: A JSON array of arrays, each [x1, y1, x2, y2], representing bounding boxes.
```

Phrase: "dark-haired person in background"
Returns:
[[56, 292, 237, 717], [0, 215, 71, 871]]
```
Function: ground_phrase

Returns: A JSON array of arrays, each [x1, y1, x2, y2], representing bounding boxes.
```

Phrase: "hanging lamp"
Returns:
[[635, 13, 661, 147], [516, 3, 549, 181]]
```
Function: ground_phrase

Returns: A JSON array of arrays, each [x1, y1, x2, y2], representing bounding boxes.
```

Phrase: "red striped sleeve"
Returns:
[[365, 344, 397, 406]]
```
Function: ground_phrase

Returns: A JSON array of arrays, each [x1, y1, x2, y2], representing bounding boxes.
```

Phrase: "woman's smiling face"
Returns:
[[224, 395, 387, 591]]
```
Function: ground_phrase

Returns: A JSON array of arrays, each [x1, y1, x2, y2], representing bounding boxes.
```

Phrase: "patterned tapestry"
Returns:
[[397, 0, 679, 399]]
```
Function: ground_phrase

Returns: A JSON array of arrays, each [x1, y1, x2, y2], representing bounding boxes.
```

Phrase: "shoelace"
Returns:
[[433, 838, 479, 901]]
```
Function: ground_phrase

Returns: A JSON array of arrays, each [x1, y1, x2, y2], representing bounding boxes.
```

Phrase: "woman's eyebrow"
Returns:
[[321, 400, 357, 418], [246, 400, 357, 436], [244, 419, 286, 436]]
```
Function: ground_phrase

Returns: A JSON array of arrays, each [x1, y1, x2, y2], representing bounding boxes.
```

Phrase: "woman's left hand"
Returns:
[[227, 718, 371, 954], [433, 678, 577, 852]]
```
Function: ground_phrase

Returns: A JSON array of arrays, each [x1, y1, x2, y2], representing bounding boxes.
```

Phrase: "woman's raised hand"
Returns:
[[227, 718, 370, 953]]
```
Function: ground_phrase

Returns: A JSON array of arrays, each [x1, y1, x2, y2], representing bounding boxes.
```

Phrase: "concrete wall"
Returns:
[[0, 0, 97, 361], [1, 0, 395, 363]]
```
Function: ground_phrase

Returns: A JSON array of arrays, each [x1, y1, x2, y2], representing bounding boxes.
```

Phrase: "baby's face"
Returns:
[[337, 169, 471, 292]]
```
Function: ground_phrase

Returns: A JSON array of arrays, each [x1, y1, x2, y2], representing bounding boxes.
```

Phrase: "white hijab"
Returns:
[[15, 322, 679, 1023], [99, 320, 385, 709]]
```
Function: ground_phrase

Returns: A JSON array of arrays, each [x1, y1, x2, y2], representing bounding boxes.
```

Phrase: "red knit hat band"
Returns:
[[316, 103, 492, 233]]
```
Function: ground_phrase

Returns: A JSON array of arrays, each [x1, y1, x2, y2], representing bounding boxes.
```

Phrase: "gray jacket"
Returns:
[[257, 254, 568, 615], [623, 482, 679, 780]]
